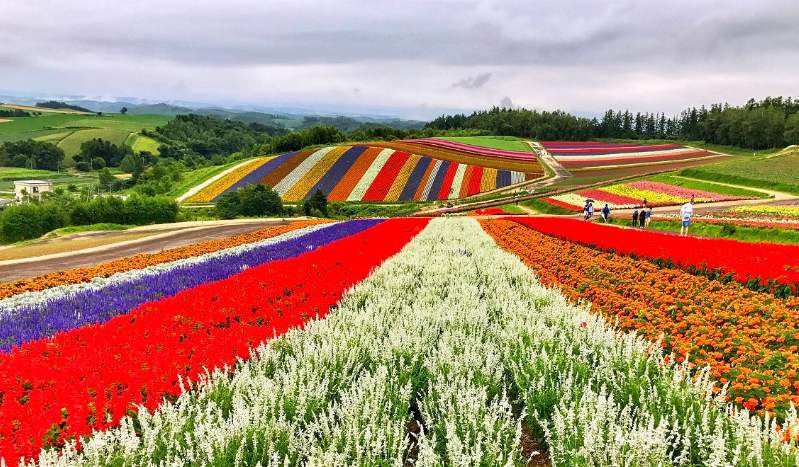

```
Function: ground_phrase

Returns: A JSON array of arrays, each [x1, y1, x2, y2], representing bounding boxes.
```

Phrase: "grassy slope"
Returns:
[[647, 219, 799, 245], [167, 161, 247, 198], [130, 134, 162, 154], [0, 167, 71, 182], [435, 136, 533, 152], [637, 173, 772, 199], [680, 147, 799, 195], [521, 198, 576, 215], [0, 113, 172, 152], [58, 128, 132, 158]]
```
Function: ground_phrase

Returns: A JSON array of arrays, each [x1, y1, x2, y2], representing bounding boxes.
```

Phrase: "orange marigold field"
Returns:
[[0, 220, 330, 299], [481, 218, 799, 415]]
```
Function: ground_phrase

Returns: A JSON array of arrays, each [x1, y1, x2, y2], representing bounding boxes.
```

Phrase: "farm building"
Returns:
[[14, 180, 53, 200]]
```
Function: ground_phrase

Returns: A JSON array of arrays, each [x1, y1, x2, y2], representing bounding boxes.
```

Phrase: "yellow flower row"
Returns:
[[189, 158, 271, 203], [480, 168, 498, 192], [281, 146, 351, 201], [728, 205, 799, 218], [601, 184, 710, 204]]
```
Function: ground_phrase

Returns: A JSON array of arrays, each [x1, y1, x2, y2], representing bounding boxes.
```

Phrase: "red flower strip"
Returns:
[[0, 218, 430, 464], [511, 216, 799, 298]]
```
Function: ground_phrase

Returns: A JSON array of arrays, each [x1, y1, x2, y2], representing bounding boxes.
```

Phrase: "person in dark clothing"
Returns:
[[601, 204, 610, 223], [632, 208, 639, 227]]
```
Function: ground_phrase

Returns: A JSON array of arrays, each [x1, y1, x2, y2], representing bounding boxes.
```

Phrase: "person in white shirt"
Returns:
[[680, 201, 693, 236]]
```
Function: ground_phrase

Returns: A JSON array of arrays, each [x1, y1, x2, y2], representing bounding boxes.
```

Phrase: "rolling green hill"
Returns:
[[0, 111, 172, 166]]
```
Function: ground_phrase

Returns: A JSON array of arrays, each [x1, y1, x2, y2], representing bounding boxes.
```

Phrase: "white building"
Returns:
[[14, 180, 53, 201]]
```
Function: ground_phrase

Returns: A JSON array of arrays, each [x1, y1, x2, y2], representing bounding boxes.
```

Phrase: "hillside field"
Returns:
[[189, 140, 543, 203], [0, 111, 171, 165], [681, 145, 799, 194]]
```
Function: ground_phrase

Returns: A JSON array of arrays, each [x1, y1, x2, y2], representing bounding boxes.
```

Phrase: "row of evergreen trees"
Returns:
[[426, 96, 799, 150]]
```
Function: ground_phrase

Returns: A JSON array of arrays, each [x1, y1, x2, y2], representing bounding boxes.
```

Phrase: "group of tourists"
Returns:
[[583, 194, 695, 236], [632, 205, 653, 228]]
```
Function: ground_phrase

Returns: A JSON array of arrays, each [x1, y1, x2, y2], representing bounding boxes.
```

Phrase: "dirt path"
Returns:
[[0, 219, 304, 282], [527, 141, 572, 184]]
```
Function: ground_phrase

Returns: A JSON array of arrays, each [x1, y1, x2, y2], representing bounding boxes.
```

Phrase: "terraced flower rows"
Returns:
[[545, 179, 755, 210], [5, 217, 799, 466], [542, 141, 714, 169], [6, 218, 799, 467], [189, 143, 540, 203]]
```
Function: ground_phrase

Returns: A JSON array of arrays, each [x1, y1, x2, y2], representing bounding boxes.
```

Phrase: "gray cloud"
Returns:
[[500, 97, 518, 109], [452, 73, 492, 89], [0, 0, 797, 118]]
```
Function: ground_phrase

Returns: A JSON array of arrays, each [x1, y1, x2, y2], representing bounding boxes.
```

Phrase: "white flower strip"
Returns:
[[420, 159, 442, 201], [346, 148, 394, 201], [510, 171, 526, 184], [0, 223, 333, 315], [29, 218, 799, 467], [273, 146, 335, 195], [447, 163, 467, 199]]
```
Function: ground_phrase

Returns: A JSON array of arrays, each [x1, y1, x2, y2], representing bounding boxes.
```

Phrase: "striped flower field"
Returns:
[[544, 179, 756, 210], [189, 141, 541, 203], [5, 217, 799, 466], [542, 141, 715, 169]]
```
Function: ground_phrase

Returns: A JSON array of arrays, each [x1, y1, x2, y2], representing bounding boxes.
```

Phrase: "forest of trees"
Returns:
[[35, 101, 92, 112], [0, 109, 30, 118], [426, 96, 799, 150]]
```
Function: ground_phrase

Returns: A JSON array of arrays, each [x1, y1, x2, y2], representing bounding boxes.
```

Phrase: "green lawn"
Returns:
[[646, 219, 799, 245], [679, 146, 799, 195], [168, 161, 249, 198], [0, 113, 173, 162], [521, 198, 576, 215], [130, 134, 162, 154], [0, 167, 67, 182], [435, 136, 533, 153], [57, 128, 132, 158], [493, 202, 526, 214], [44, 223, 134, 238]]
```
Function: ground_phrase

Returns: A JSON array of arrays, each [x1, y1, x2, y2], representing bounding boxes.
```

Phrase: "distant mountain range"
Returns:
[[0, 92, 429, 126]]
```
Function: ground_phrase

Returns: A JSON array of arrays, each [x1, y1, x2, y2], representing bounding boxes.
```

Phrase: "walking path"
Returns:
[[0, 218, 308, 282], [418, 141, 572, 215]]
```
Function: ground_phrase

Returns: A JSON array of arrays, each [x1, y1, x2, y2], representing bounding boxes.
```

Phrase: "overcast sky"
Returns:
[[2, 0, 798, 119]]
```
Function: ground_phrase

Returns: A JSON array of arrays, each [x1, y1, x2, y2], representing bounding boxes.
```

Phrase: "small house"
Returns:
[[14, 180, 53, 201]]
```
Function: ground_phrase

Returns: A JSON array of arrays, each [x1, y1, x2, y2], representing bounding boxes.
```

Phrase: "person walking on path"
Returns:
[[680, 201, 693, 236], [646, 207, 653, 227], [583, 202, 590, 221], [587, 202, 594, 221], [632, 208, 639, 228], [601, 204, 610, 223]]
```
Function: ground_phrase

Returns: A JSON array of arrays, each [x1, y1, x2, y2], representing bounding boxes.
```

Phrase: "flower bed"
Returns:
[[22, 218, 799, 467], [482, 218, 799, 414], [187, 158, 270, 203], [187, 144, 537, 203], [0, 222, 376, 351], [512, 216, 799, 297], [0, 218, 428, 462], [541, 142, 713, 169], [0, 221, 328, 300], [548, 180, 756, 210]]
